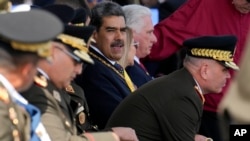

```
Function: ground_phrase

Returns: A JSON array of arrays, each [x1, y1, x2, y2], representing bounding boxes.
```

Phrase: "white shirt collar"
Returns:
[[0, 74, 28, 104], [37, 68, 50, 80], [134, 56, 140, 64]]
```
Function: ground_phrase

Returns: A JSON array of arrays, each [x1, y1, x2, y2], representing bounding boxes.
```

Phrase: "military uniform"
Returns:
[[0, 9, 62, 141], [22, 71, 117, 141], [0, 75, 30, 141], [107, 35, 239, 141], [21, 24, 119, 141], [65, 82, 98, 134]]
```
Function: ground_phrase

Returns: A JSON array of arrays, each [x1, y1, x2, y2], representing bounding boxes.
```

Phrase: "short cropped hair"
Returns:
[[90, 1, 125, 31]]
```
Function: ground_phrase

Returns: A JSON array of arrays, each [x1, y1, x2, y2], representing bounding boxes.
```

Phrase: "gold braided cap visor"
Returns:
[[190, 48, 239, 70], [10, 41, 52, 58], [56, 34, 94, 64]]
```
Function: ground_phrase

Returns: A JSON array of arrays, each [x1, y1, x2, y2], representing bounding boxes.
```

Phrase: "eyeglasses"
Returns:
[[133, 41, 139, 49], [55, 46, 82, 64]]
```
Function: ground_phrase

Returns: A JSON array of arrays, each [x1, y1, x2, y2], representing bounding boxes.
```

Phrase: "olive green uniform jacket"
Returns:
[[22, 72, 117, 141], [0, 81, 30, 141]]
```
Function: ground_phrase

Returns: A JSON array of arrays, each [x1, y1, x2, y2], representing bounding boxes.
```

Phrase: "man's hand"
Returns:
[[111, 127, 139, 141], [195, 134, 213, 141]]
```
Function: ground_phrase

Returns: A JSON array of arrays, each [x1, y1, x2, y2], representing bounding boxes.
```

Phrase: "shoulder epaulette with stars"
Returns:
[[34, 75, 47, 88]]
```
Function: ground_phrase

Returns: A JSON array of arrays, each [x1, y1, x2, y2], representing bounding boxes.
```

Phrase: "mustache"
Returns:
[[111, 40, 124, 47]]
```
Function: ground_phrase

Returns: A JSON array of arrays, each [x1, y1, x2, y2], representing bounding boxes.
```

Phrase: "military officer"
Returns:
[[0, 9, 63, 141], [22, 24, 137, 141]]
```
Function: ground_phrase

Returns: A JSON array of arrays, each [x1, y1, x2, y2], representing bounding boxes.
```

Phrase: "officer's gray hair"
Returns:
[[122, 4, 151, 33], [0, 48, 14, 70], [183, 55, 206, 68]]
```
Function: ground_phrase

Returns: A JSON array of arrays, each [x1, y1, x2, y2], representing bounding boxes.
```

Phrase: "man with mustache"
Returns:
[[107, 35, 239, 141], [75, 1, 133, 129], [21, 24, 125, 141]]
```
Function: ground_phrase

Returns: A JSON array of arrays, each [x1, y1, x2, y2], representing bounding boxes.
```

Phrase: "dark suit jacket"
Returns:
[[126, 60, 153, 88], [75, 47, 131, 129], [106, 68, 203, 141]]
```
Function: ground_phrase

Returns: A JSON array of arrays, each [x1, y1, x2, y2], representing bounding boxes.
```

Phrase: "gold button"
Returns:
[[12, 130, 19, 136], [13, 119, 19, 125], [65, 121, 70, 127], [9, 107, 17, 119]]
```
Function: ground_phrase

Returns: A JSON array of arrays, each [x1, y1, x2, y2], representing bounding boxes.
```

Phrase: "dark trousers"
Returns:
[[199, 110, 222, 141]]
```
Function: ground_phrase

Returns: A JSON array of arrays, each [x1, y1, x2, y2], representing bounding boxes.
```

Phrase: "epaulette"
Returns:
[[65, 84, 75, 94], [0, 86, 10, 104], [34, 75, 47, 87]]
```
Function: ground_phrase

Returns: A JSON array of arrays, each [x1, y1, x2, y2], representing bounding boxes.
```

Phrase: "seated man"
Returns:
[[106, 35, 239, 141], [75, 1, 132, 129], [0, 9, 62, 141], [22, 25, 138, 141]]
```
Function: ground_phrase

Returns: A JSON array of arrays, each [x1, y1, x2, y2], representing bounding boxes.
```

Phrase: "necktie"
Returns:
[[139, 62, 147, 72], [114, 63, 124, 75]]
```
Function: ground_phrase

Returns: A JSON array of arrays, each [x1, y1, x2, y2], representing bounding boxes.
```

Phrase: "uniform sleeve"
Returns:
[[0, 101, 13, 141], [39, 89, 119, 141]]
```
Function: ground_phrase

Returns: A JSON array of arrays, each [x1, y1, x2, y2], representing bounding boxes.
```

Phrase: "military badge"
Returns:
[[65, 84, 75, 94], [78, 112, 86, 124], [53, 90, 61, 102], [34, 75, 47, 87]]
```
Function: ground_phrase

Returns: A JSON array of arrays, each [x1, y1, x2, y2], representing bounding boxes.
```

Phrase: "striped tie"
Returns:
[[114, 63, 124, 75]]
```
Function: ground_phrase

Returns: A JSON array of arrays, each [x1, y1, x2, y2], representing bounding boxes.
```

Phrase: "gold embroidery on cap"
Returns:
[[191, 48, 233, 62], [57, 34, 88, 52], [11, 41, 51, 58], [73, 23, 85, 27]]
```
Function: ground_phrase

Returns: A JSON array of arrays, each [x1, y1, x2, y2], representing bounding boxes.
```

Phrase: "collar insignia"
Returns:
[[65, 84, 75, 94], [34, 75, 47, 87]]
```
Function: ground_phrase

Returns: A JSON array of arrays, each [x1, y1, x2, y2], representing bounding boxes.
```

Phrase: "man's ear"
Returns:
[[92, 30, 98, 41], [200, 63, 208, 80]]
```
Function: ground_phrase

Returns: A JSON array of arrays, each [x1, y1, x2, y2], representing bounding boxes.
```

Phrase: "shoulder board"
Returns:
[[65, 84, 75, 94], [0, 86, 10, 104], [34, 75, 47, 88]]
